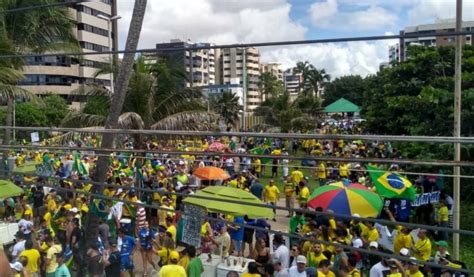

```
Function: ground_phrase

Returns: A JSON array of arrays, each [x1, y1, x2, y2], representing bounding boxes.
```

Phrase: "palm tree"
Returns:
[[259, 72, 284, 100], [211, 91, 242, 129], [293, 61, 330, 97]]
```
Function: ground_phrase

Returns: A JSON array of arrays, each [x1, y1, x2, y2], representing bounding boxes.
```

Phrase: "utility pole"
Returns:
[[242, 47, 248, 130], [453, 0, 462, 259]]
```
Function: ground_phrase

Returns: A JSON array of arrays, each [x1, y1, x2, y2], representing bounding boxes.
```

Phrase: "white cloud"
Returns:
[[116, 0, 395, 78], [309, 0, 398, 31], [117, 0, 306, 48], [261, 38, 394, 78], [406, 0, 474, 25]]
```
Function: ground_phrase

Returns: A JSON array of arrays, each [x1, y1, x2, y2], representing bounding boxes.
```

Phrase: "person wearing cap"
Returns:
[[287, 255, 307, 276], [412, 229, 431, 262], [10, 261, 23, 277], [400, 248, 410, 258], [158, 250, 186, 277], [406, 257, 424, 277], [386, 258, 406, 277]]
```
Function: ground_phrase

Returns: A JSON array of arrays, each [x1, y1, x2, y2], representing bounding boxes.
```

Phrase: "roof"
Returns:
[[324, 98, 360, 113]]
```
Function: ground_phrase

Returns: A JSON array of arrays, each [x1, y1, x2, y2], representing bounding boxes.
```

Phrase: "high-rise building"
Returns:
[[260, 63, 283, 82], [283, 68, 302, 101], [389, 19, 474, 62], [219, 47, 261, 112], [147, 39, 216, 88], [20, 1, 118, 100]]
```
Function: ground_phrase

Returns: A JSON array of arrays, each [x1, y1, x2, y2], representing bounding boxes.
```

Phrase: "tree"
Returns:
[[42, 95, 69, 127], [293, 61, 330, 97], [259, 72, 285, 100], [323, 75, 367, 106], [212, 91, 242, 128]]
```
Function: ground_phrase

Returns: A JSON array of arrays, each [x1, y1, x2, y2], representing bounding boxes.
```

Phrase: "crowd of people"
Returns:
[[0, 127, 468, 277]]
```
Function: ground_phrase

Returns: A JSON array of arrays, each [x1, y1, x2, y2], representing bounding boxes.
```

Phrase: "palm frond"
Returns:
[[117, 112, 145, 130], [0, 84, 38, 103], [61, 112, 106, 128], [50, 126, 104, 145], [151, 111, 219, 131]]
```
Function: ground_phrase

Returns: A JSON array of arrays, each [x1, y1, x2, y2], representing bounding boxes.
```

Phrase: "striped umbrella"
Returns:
[[307, 182, 383, 218]]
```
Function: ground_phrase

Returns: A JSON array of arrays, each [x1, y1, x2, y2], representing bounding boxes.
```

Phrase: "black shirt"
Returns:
[[105, 251, 121, 277], [32, 189, 44, 208], [88, 254, 104, 276], [70, 227, 82, 246]]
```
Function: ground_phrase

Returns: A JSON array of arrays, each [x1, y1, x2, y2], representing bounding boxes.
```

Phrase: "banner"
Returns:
[[182, 204, 206, 248], [411, 191, 440, 207]]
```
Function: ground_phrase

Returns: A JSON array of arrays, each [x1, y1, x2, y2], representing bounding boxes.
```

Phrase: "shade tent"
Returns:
[[323, 98, 360, 113]]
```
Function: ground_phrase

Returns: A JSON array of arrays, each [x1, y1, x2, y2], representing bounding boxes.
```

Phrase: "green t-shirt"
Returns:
[[289, 215, 305, 234], [187, 257, 203, 277]]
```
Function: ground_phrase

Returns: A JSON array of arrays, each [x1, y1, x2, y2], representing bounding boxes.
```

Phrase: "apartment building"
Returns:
[[145, 39, 216, 88], [219, 47, 261, 112], [260, 62, 283, 82], [21, 1, 118, 99], [389, 19, 474, 62], [283, 68, 303, 101]]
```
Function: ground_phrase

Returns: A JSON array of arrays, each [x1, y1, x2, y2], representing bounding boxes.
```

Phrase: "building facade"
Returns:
[[283, 68, 302, 101], [149, 39, 216, 88], [219, 47, 261, 112], [20, 1, 118, 99], [389, 19, 474, 62], [260, 62, 283, 82]]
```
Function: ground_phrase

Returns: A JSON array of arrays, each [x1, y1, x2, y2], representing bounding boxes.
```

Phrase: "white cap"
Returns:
[[352, 213, 360, 218], [400, 248, 410, 256], [369, 241, 379, 248], [10, 262, 23, 271], [352, 239, 363, 248], [296, 255, 307, 264], [69, 207, 79, 213]]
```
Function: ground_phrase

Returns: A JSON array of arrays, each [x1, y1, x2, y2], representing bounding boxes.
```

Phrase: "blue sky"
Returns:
[[117, 0, 472, 77]]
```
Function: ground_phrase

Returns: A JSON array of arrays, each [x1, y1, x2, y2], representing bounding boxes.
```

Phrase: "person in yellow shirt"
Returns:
[[318, 259, 336, 277], [413, 229, 431, 262], [159, 250, 186, 277], [264, 180, 280, 220], [254, 158, 262, 177], [306, 243, 327, 268], [406, 258, 424, 277], [283, 176, 295, 217], [394, 226, 413, 255], [291, 167, 304, 185], [316, 162, 327, 184], [165, 216, 177, 243], [298, 182, 310, 208], [362, 221, 379, 245], [438, 200, 449, 241], [19, 240, 40, 275], [339, 163, 350, 178]]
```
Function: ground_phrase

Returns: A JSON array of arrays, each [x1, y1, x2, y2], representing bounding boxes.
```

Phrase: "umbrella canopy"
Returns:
[[207, 141, 225, 152], [183, 186, 273, 219], [0, 180, 24, 199], [13, 160, 40, 174], [193, 166, 230, 180], [308, 182, 383, 218]]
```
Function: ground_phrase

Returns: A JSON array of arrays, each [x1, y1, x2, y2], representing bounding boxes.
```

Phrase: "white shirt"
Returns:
[[288, 266, 307, 276], [225, 158, 234, 167], [11, 240, 26, 259], [18, 219, 33, 234], [274, 269, 289, 277], [369, 262, 391, 277], [273, 244, 290, 269], [352, 238, 363, 248]]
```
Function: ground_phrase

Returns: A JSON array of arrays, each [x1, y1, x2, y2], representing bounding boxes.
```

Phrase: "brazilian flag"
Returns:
[[367, 165, 416, 201], [250, 146, 271, 164]]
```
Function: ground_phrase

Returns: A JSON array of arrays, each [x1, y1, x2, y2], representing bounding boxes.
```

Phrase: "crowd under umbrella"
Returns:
[[183, 186, 274, 219], [307, 182, 384, 218], [193, 166, 230, 181]]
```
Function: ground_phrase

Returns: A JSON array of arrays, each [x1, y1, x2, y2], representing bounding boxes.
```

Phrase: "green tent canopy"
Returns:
[[324, 98, 360, 113]]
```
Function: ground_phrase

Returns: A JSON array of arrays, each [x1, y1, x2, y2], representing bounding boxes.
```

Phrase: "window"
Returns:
[[81, 60, 108, 68], [80, 41, 110, 52], [24, 56, 71, 67], [76, 5, 109, 18], [78, 23, 110, 37], [21, 74, 75, 86], [101, 0, 113, 4]]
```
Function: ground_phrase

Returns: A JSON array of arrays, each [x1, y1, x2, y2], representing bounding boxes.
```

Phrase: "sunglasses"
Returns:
[[291, 248, 298, 251]]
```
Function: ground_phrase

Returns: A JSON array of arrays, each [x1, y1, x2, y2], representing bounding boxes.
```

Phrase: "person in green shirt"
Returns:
[[187, 246, 203, 277]]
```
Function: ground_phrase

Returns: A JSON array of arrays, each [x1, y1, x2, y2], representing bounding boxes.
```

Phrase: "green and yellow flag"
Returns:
[[366, 165, 416, 201]]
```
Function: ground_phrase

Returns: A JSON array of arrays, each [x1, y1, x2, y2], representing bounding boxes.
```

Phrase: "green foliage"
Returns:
[[83, 96, 110, 118], [41, 95, 69, 126], [211, 91, 242, 127], [294, 61, 330, 97], [323, 75, 367, 106], [362, 45, 474, 137], [259, 72, 285, 99]]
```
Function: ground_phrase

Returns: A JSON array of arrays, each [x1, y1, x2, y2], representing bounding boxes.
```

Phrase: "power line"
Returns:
[[3, 126, 474, 144], [0, 0, 90, 14], [33, 183, 474, 274], [10, 170, 473, 236], [2, 143, 473, 167], [0, 31, 473, 59]]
